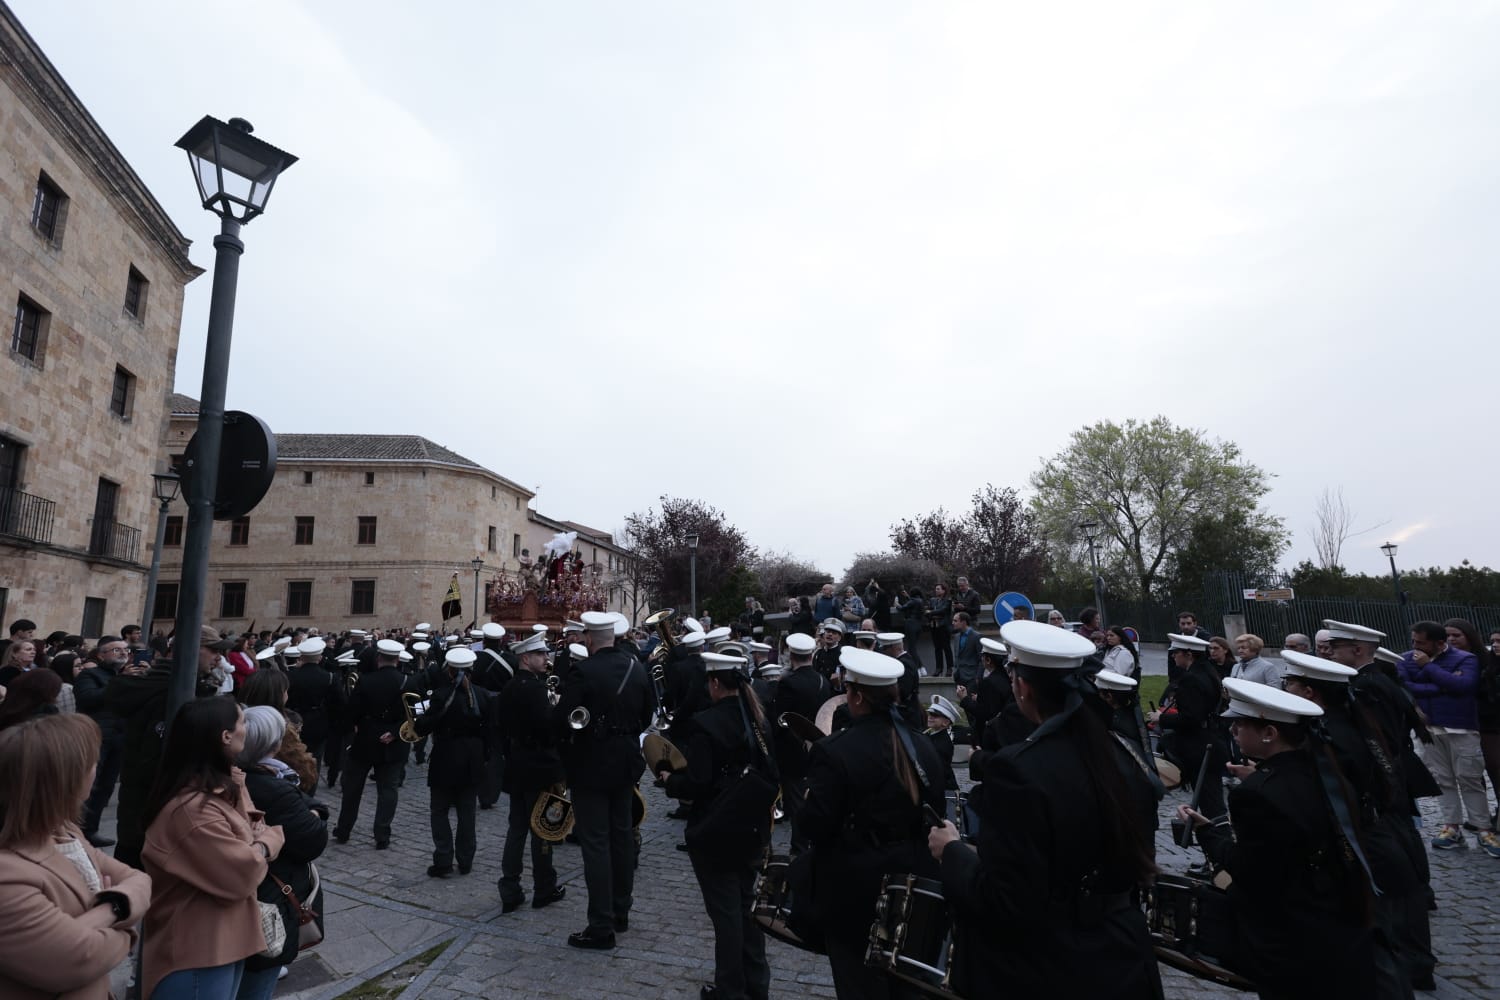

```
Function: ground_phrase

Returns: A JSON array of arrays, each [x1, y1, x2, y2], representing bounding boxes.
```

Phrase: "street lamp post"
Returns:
[[1079, 521, 1106, 628], [1381, 542, 1406, 628], [686, 533, 700, 618], [167, 116, 297, 724], [141, 471, 181, 637], [472, 556, 484, 627]]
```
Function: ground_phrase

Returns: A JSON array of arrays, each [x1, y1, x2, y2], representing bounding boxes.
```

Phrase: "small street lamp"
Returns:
[[141, 470, 181, 636], [167, 116, 297, 724], [471, 556, 485, 626], [1078, 521, 1106, 629], [1381, 542, 1406, 627], [686, 533, 700, 618]]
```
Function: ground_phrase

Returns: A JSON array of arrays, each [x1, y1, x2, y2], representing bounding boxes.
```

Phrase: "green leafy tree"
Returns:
[[1160, 506, 1289, 598], [1030, 417, 1285, 599], [621, 496, 755, 614]]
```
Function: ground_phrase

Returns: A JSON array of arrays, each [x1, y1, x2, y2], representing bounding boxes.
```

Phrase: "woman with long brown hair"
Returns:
[[0, 713, 152, 999]]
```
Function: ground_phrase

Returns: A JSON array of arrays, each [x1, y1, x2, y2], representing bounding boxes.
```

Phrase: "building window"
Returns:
[[89, 479, 119, 557], [364, 471, 374, 486], [152, 582, 179, 622], [491, 485, 496, 500], [294, 516, 315, 545], [31, 173, 66, 243], [357, 516, 377, 545], [487, 526, 497, 553], [163, 515, 184, 547], [229, 516, 250, 546], [169, 453, 186, 475], [12, 296, 47, 364], [512, 533, 521, 558], [350, 579, 375, 616], [286, 581, 312, 617], [302, 471, 313, 485], [110, 366, 135, 419], [81, 597, 106, 638], [220, 581, 247, 618], [123, 267, 148, 320], [515, 496, 520, 510]]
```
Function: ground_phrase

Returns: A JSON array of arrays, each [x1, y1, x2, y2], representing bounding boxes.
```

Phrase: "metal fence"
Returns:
[[0, 487, 56, 545], [89, 519, 141, 563]]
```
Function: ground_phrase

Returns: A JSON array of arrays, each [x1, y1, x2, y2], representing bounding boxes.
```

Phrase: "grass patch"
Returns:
[[1139, 675, 1168, 710], [332, 939, 453, 1000]]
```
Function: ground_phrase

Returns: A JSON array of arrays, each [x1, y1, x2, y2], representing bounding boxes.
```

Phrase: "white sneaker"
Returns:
[[278, 967, 289, 980]]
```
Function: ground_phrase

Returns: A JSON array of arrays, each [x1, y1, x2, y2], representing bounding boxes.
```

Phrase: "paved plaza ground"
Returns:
[[100, 727, 1500, 999]]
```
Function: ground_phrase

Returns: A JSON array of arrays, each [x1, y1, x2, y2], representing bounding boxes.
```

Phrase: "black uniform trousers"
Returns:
[[335, 755, 404, 843], [429, 783, 478, 869], [572, 785, 637, 933], [81, 730, 125, 836], [689, 851, 769, 1000], [500, 787, 558, 903]]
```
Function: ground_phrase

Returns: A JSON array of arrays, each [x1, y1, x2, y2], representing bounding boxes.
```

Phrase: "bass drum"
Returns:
[[865, 873, 959, 997], [752, 854, 823, 954], [1144, 874, 1254, 990]]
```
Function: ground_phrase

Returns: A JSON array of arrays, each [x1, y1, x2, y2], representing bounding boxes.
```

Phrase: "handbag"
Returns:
[[256, 899, 287, 959], [271, 862, 325, 950]]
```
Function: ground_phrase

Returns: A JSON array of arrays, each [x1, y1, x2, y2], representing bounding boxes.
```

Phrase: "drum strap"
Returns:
[[888, 707, 930, 792], [1308, 723, 1381, 898]]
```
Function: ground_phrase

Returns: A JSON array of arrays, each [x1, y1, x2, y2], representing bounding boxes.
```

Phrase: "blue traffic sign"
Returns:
[[994, 591, 1034, 621]]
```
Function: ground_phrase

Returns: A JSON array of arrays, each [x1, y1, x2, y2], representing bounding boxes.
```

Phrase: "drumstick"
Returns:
[[1176, 747, 1214, 848]]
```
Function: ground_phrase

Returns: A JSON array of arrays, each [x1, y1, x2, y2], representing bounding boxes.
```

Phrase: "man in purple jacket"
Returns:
[[1399, 620, 1485, 849]]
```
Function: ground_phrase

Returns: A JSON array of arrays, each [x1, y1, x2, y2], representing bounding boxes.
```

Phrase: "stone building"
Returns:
[[0, 7, 202, 635]]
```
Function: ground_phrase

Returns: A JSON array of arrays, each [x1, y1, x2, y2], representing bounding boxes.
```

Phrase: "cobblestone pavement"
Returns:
[[103, 753, 1500, 999]]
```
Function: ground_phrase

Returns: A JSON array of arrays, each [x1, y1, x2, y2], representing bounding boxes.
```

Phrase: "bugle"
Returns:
[[398, 691, 427, 743]]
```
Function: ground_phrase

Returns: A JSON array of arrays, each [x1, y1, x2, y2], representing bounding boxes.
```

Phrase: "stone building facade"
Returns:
[[0, 7, 202, 636]]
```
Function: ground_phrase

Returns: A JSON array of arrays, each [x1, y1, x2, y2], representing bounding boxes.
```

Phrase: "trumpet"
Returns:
[[545, 673, 561, 706], [398, 691, 427, 743], [649, 662, 673, 732], [567, 706, 591, 730]]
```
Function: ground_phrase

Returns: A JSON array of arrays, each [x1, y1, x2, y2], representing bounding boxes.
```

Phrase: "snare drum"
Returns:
[[866, 873, 957, 996], [752, 854, 818, 953], [1144, 874, 1254, 990]]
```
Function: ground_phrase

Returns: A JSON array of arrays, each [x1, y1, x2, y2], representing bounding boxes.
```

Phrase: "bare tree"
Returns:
[[1310, 487, 1387, 570]]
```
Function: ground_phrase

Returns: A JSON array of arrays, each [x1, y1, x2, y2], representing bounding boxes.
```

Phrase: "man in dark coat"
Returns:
[[800, 647, 944, 999], [770, 632, 830, 850], [333, 639, 413, 849], [1148, 632, 1226, 822], [416, 647, 496, 877], [663, 631, 709, 742], [75, 634, 133, 847], [951, 612, 984, 690], [957, 637, 1010, 740], [472, 623, 515, 809], [874, 631, 924, 728], [496, 632, 566, 912], [287, 637, 344, 764], [557, 612, 654, 950]]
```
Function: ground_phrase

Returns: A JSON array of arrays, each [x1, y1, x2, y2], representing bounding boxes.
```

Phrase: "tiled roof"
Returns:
[[169, 393, 199, 414]]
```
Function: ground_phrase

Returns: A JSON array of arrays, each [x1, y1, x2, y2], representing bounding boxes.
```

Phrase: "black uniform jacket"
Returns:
[[800, 711, 944, 949], [348, 665, 414, 764], [959, 666, 1009, 740], [940, 719, 1162, 1000], [1196, 748, 1374, 996], [664, 696, 766, 867], [1321, 706, 1419, 895], [1157, 659, 1223, 781], [556, 646, 651, 791], [664, 646, 709, 737], [414, 678, 494, 788], [497, 670, 563, 793], [1352, 663, 1441, 803], [770, 664, 830, 781], [927, 727, 958, 790], [473, 647, 515, 693], [286, 662, 344, 749], [896, 651, 923, 727]]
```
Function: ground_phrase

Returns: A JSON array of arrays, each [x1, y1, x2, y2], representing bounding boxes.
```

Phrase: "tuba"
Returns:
[[530, 783, 575, 842], [645, 608, 676, 729], [645, 607, 677, 664], [398, 691, 427, 743]]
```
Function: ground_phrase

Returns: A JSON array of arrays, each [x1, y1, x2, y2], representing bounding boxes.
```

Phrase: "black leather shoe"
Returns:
[[332, 831, 349, 844], [666, 806, 691, 820], [533, 887, 566, 910], [501, 896, 526, 914], [567, 929, 616, 950], [675, 842, 689, 852], [85, 833, 116, 848], [427, 865, 453, 878], [375, 840, 390, 850], [613, 915, 629, 932], [458, 864, 472, 875]]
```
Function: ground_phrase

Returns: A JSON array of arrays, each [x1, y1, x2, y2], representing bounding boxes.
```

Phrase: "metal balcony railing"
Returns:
[[89, 518, 141, 562], [0, 487, 56, 545]]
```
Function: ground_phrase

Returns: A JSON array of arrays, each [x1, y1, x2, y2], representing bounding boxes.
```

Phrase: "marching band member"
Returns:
[[557, 611, 654, 950], [333, 639, 412, 850], [874, 632, 923, 727], [801, 647, 943, 999], [929, 620, 1161, 999], [924, 694, 960, 793], [496, 632, 566, 913], [658, 650, 775, 1000], [415, 647, 496, 878], [1177, 678, 1376, 1000], [812, 620, 845, 683], [769, 632, 828, 849], [1147, 633, 1226, 822]]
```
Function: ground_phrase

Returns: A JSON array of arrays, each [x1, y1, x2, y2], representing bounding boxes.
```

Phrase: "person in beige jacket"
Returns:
[[0, 713, 153, 1000], [141, 696, 284, 999]]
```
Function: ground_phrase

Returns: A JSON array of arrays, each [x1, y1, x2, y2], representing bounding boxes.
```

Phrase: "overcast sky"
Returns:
[[20, 1, 1500, 586]]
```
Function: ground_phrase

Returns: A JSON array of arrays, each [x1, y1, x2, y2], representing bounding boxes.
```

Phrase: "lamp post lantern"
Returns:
[[1078, 521, 1106, 629], [167, 116, 297, 725], [472, 556, 485, 626], [686, 532, 700, 618], [141, 470, 181, 637], [1381, 542, 1406, 627]]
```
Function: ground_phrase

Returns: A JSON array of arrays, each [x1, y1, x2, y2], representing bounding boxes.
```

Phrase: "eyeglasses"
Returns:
[[99, 645, 128, 655]]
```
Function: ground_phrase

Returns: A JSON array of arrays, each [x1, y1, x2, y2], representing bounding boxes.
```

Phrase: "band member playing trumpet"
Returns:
[[769, 632, 828, 851], [658, 650, 775, 1000], [801, 647, 944, 1000], [415, 647, 497, 878], [928, 621, 1161, 999], [333, 638, 413, 850], [496, 632, 566, 913], [557, 611, 655, 950]]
